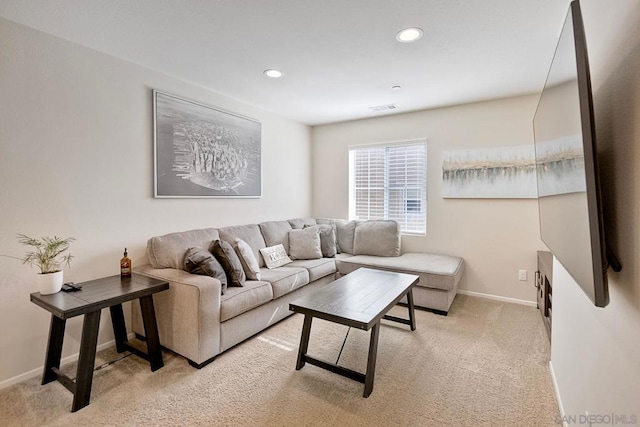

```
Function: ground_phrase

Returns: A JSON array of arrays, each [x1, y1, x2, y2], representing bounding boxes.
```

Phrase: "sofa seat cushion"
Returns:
[[337, 253, 464, 291], [260, 267, 310, 299], [288, 258, 337, 282], [220, 281, 273, 322]]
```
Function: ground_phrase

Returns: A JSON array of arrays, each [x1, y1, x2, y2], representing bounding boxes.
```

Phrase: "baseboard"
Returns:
[[457, 289, 537, 307], [549, 360, 567, 426], [0, 332, 135, 391]]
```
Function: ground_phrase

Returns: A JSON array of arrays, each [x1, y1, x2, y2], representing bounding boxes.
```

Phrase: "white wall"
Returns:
[[550, 0, 640, 419], [0, 19, 312, 385], [312, 95, 546, 303]]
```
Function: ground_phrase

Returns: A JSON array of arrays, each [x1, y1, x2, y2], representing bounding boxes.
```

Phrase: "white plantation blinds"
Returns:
[[349, 141, 427, 234]]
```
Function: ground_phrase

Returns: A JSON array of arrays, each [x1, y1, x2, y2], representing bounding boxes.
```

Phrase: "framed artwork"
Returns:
[[153, 90, 262, 198], [442, 145, 537, 199]]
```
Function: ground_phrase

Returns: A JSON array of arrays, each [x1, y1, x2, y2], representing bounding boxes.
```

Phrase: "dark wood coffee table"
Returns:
[[30, 273, 169, 412], [289, 268, 419, 397]]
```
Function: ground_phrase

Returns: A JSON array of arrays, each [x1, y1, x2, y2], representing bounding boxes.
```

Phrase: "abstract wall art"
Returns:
[[442, 145, 537, 199]]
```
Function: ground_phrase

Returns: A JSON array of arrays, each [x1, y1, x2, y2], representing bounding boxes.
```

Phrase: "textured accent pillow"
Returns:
[[234, 238, 261, 281], [183, 247, 228, 295], [304, 224, 337, 258], [259, 244, 293, 269], [288, 228, 322, 260], [210, 240, 246, 287]]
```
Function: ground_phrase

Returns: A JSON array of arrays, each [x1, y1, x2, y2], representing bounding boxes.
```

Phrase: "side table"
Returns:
[[30, 273, 169, 412]]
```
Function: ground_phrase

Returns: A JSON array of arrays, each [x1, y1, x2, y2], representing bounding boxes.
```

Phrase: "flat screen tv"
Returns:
[[533, 0, 620, 307]]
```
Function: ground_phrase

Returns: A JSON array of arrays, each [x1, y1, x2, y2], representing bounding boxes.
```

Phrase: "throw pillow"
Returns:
[[183, 247, 228, 295], [335, 220, 357, 254], [234, 238, 261, 280], [288, 228, 322, 260], [259, 244, 293, 269], [210, 240, 246, 287], [303, 224, 337, 258]]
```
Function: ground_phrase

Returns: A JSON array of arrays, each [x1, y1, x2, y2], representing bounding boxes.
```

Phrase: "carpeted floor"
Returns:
[[0, 295, 560, 426]]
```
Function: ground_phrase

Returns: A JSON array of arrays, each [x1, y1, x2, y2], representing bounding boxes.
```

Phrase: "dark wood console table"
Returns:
[[30, 274, 169, 412]]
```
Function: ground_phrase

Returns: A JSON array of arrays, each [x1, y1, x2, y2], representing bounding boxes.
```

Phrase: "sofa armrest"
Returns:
[[133, 265, 222, 365]]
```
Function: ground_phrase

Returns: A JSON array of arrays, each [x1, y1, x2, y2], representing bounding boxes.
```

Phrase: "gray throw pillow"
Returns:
[[183, 247, 228, 295], [288, 228, 322, 260], [210, 240, 246, 287], [234, 238, 261, 280], [304, 224, 337, 258]]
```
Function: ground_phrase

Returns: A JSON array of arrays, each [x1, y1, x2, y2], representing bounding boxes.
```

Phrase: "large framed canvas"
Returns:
[[153, 90, 262, 198], [442, 145, 536, 199]]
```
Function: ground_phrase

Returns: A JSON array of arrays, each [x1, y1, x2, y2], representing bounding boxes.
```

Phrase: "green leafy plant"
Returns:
[[17, 234, 74, 274]]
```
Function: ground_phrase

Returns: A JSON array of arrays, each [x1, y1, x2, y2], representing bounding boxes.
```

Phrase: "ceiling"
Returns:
[[0, 0, 571, 126]]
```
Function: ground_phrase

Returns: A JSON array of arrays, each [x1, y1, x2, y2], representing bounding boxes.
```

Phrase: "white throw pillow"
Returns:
[[288, 228, 322, 260], [234, 238, 261, 280], [259, 244, 293, 269]]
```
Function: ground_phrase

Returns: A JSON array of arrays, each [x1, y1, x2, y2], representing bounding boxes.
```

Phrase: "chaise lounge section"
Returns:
[[133, 218, 464, 367]]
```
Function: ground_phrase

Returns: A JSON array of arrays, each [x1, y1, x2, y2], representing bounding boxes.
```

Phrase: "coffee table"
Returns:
[[289, 268, 418, 397], [30, 273, 169, 412]]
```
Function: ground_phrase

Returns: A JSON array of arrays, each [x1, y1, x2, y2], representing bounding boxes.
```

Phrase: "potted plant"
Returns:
[[18, 234, 74, 295]]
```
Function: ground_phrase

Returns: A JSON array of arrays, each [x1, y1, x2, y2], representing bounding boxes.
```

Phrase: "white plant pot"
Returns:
[[36, 270, 64, 295]]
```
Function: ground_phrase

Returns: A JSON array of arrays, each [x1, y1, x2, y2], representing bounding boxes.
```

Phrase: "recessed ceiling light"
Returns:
[[392, 85, 402, 90], [264, 69, 283, 78], [396, 27, 423, 43]]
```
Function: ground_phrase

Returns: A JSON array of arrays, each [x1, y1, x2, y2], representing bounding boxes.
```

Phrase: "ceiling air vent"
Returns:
[[368, 104, 398, 112]]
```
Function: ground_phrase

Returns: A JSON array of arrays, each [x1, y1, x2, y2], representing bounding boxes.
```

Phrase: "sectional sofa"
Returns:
[[133, 218, 464, 367]]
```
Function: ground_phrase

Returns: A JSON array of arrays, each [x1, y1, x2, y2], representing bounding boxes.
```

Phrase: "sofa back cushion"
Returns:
[[218, 224, 267, 267], [147, 228, 220, 269], [259, 220, 293, 254], [353, 220, 401, 257], [287, 218, 317, 229]]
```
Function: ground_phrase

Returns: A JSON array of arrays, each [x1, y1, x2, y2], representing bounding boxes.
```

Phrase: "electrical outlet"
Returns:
[[518, 270, 527, 281]]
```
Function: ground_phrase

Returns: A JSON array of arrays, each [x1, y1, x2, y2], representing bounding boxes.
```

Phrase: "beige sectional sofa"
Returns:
[[134, 218, 464, 368]]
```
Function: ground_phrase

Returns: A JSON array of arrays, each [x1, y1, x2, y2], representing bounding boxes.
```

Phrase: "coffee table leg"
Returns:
[[363, 321, 380, 398], [407, 289, 416, 331], [140, 295, 164, 371], [296, 315, 313, 370], [42, 315, 66, 385], [72, 310, 101, 412]]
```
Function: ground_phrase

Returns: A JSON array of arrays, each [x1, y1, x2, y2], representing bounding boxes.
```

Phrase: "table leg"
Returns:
[[42, 315, 66, 385], [407, 289, 417, 331], [72, 310, 101, 412], [296, 315, 313, 370], [139, 295, 163, 371], [109, 304, 128, 353], [363, 322, 380, 398]]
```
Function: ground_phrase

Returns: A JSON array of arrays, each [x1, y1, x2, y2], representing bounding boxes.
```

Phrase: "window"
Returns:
[[349, 140, 427, 234]]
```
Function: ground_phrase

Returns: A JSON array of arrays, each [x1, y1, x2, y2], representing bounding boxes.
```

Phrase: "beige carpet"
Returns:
[[0, 295, 560, 426]]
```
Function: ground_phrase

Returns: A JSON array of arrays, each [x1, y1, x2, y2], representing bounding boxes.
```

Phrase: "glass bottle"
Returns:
[[120, 248, 131, 277]]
